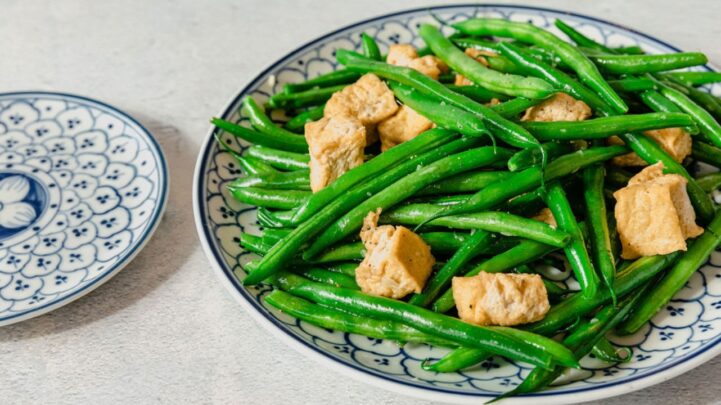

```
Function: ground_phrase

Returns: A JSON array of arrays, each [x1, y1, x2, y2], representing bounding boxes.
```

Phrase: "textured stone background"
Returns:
[[1, 1, 720, 403]]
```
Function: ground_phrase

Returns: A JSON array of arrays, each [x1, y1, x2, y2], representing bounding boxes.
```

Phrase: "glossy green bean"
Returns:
[[583, 165, 617, 303], [590, 52, 707, 74], [444, 84, 509, 103], [608, 77, 656, 93], [229, 187, 309, 210], [283, 70, 360, 94], [243, 96, 310, 149], [554, 19, 617, 54], [239, 233, 271, 255], [212, 117, 308, 153], [490, 97, 544, 118], [454, 18, 627, 113], [245, 145, 309, 171], [591, 338, 632, 363], [303, 146, 512, 259], [292, 267, 359, 289], [521, 112, 697, 140], [237, 156, 276, 176], [659, 82, 721, 147], [323, 263, 358, 277], [361, 33, 382, 61], [639, 89, 682, 113], [284, 104, 325, 132], [618, 132, 715, 222], [617, 212, 721, 334], [292, 128, 458, 224], [663, 71, 721, 87], [312, 242, 364, 263], [697, 172, 721, 192], [274, 273, 578, 369], [389, 82, 490, 137], [422, 347, 490, 373], [256, 207, 292, 228], [335, 49, 541, 149], [230, 170, 310, 190], [269, 84, 345, 109], [416, 171, 511, 195], [507, 142, 572, 172], [243, 138, 477, 285], [419, 24, 554, 99], [692, 140, 721, 168]]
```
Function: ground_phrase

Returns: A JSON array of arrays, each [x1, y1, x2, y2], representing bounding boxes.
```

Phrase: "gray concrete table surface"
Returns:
[[1, 0, 721, 404]]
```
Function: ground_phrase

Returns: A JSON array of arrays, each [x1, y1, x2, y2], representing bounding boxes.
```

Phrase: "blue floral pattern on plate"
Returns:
[[0, 92, 168, 326], [194, 5, 721, 403]]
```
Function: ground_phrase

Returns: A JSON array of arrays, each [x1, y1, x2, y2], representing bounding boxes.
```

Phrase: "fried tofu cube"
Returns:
[[387, 44, 448, 80], [521, 93, 592, 122], [324, 74, 399, 130], [355, 209, 435, 299], [531, 208, 557, 229], [609, 127, 692, 167], [452, 272, 550, 326], [377, 105, 434, 151], [454, 48, 496, 86], [305, 115, 366, 192], [613, 162, 704, 259]]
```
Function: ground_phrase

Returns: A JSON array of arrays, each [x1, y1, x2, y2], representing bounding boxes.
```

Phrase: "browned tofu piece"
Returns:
[[531, 208, 557, 229], [610, 127, 692, 167], [387, 44, 448, 80], [454, 48, 496, 86], [452, 272, 550, 326], [355, 209, 435, 299], [521, 93, 592, 122], [613, 162, 704, 259], [324, 74, 399, 131], [377, 105, 434, 151], [305, 115, 366, 192]]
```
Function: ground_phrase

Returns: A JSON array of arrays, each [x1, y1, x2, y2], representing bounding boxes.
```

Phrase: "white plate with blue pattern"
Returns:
[[193, 5, 721, 403], [0, 91, 168, 326]]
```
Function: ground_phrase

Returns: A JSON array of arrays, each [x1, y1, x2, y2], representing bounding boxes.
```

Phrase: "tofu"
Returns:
[[377, 105, 434, 151], [610, 127, 692, 167], [455, 48, 496, 86], [613, 162, 704, 259], [531, 208, 557, 229], [355, 209, 435, 299], [452, 272, 550, 326], [324, 73, 399, 130], [387, 44, 448, 80], [521, 93, 592, 122], [305, 115, 366, 192]]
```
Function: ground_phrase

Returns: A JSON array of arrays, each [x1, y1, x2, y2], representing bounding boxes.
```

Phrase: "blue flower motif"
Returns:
[[373, 358, 389, 366], [55, 275, 67, 285], [667, 305, 684, 316], [0, 176, 37, 229], [14, 279, 29, 291], [659, 331, 675, 341]]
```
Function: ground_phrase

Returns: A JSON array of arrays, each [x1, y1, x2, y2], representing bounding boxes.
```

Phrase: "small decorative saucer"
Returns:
[[0, 91, 168, 326]]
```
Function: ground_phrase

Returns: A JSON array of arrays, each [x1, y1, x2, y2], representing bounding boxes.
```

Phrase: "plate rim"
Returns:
[[0, 90, 170, 327], [192, 4, 721, 403]]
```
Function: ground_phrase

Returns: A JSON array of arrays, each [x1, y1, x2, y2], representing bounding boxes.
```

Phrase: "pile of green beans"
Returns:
[[210, 14, 721, 399]]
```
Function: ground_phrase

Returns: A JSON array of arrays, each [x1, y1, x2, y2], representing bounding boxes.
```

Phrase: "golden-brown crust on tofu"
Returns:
[[386, 44, 419, 67], [377, 105, 434, 152], [613, 162, 704, 259], [355, 209, 435, 299], [610, 128, 692, 167], [454, 48, 496, 86], [387, 44, 448, 80], [452, 272, 550, 326], [531, 207, 557, 229], [305, 115, 366, 192], [324, 74, 399, 130], [521, 93, 592, 122]]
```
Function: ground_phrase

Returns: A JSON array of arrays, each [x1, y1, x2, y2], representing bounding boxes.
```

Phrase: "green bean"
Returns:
[[245, 145, 309, 171], [521, 112, 697, 140], [242, 96, 310, 149], [239, 233, 271, 255], [389, 82, 490, 138], [662, 71, 721, 87], [292, 128, 458, 224], [335, 49, 541, 149], [615, 45, 645, 55], [409, 230, 492, 307], [419, 232, 470, 253], [639, 89, 682, 113], [618, 133, 715, 222], [422, 347, 490, 373], [264, 290, 454, 346], [426, 145, 629, 221], [312, 242, 364, 263], [679, 82, 721, 121], [284, 104, 325, 132], [697, 172, 721, 192], [583, 165, 617, 303], [229, 187, 309, 210], [507, 142, 572, 172], [591, 338, 631, 363], [292, 267, 359, 289], [608, 77, 657, 93], [212, 117, 308, 153], [659, 82, 721, 147], [230, 170, 310, 190], [419, 24, 554, 99], [432, 239, 559, 313], [554, 19, 617, 55], [237, 156, 276, 176], [545, 182, 599, 298], [361, 33, 382, 61], [692, 140, 721, 168], [416, 171, 511, 195], [243, 137, 478, 285], [617, 212, 721, 334], [444, 85, 509, 103], [303, 146, 513, 259], [454, 18, 627, 113], [490, 97, 544, 118], [590, 53, 708, 74], [269, 84, 346, 109], [273, 273, 578, 369], [256, 207, 292, 228], [453, 37, 564, 67], [323, 263, 358, 277], [380, 203, 570, 247], [497, 42, 614, 115], [283, 70, 360, 94], [261, 228, 291, 244]]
